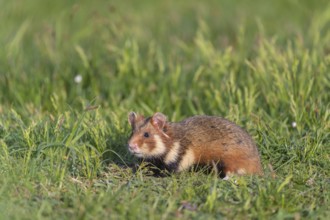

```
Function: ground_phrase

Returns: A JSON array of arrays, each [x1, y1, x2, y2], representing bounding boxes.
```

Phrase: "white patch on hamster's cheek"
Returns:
[[164, 142, 180, 164], [150, 135, 167, 156], [177, 149, 195, 172], [136, 143, 149, 157]]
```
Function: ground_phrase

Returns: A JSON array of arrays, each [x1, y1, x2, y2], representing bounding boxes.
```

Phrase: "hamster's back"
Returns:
[[175, 116, 256, 150]]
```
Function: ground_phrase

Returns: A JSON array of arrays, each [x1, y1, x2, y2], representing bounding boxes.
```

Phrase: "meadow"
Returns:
[[0, 0, 329, 219]]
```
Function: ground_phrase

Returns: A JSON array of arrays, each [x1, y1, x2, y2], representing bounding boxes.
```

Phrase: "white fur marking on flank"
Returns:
[[177, 149, 195, 172], [164, 142, 180, 164], [237, 168, 246, 175], [152, 135, 167, 156]]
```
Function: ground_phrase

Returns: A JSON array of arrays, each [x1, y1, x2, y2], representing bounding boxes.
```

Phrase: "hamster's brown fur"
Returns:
[[127, 112, 263, 178]]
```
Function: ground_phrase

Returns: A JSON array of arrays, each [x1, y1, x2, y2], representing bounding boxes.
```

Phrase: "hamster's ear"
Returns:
[[151, 112, 167, 130], [128, 112, 137, 127]]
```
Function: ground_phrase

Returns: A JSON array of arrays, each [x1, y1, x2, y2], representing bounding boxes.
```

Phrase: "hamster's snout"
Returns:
[[128, 143, 139, 153]]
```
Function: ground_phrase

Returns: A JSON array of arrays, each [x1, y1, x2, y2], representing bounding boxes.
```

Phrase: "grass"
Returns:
[[0, 0, 329, 219]]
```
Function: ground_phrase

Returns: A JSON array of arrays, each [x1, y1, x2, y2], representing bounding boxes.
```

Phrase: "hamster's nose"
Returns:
[[128, 143, 138, 151]]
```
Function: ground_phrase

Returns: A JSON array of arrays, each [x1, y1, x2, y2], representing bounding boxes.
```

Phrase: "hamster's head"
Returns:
[[127, 112, 169, 158]]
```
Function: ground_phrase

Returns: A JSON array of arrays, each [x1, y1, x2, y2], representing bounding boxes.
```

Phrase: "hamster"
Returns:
[[127, 112, 263, 178]]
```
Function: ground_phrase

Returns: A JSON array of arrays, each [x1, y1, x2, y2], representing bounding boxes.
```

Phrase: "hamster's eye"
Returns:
[[143, 132, 149, 138]]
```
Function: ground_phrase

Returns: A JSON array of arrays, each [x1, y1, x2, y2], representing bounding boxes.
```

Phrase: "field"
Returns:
[[0, 0, 329, 219]]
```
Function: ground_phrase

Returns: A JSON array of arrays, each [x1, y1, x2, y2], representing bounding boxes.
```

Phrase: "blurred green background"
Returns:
[[1, 0, 329, 116]]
